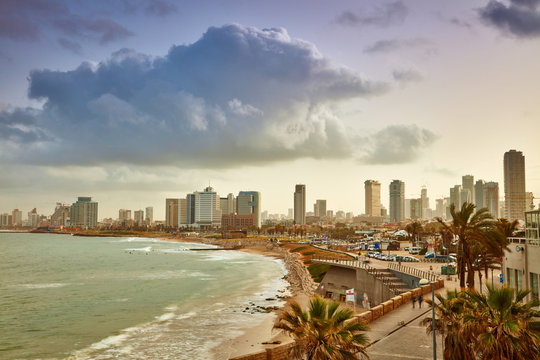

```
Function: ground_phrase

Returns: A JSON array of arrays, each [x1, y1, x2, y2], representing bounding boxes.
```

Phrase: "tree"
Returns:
[[275, 296, 370, 360], [436, 203, 494, 289], [462, 285, 540, 359], [422, 286, 540, 360], [421, 289, 475, 360], [405, 221, 423, 247]]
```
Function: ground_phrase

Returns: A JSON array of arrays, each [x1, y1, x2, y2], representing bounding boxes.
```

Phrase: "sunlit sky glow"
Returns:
[[1, 0, 539, 220]]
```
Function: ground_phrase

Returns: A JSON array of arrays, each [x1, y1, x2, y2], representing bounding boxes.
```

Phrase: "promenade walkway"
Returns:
[[366, 293, 443, 359]]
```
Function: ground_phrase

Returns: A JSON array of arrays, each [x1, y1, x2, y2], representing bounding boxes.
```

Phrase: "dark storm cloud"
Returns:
[[1, 24, 394, 168], [363, 38, 432, 53], [336, 1, 408, 27], [0, 0, 134, 45], [360, 125, 438, 164], [54, 17, 133, 44], [0, 107, 49, 143], [479, 0, 540, 38]]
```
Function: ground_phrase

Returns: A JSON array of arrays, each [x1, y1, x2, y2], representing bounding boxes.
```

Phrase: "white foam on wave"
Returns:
[[137, 270, 210, 280], [13, 282, 69, 290], [155, 312, 176, 322], [202, 251, 249, 262], [124, 246, 152, 252]]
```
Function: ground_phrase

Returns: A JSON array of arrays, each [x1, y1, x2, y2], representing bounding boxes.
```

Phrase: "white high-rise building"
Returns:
[[194, 187, 221, 227], [389, 180, 405, 222], [364, 180, 381, 216]]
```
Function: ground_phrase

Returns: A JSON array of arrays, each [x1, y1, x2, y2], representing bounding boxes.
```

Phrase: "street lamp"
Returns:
[[419, 278, 436, 360]]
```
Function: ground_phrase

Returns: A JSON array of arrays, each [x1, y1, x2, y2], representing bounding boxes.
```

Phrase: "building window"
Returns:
[[507, 268, 515, 288], [531, 273, 539, 301], [516, 269, 523, 291]]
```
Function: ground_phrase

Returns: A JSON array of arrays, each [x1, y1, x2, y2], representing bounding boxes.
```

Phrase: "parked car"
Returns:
[[408, 247, 421, 254], [402, 255, 420, 262], [424, 252, 435, 259]]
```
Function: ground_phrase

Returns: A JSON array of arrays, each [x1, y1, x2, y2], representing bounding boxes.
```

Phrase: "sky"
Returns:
[[1, 0, 540, 221]]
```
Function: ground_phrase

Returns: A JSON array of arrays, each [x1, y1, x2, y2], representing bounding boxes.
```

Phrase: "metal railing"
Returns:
[[387, 262, 438, 282], [312, 255, 403, 295]]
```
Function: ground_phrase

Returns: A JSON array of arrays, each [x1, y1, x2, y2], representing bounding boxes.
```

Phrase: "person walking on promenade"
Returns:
[[418, 295, 423, 308], [412, 295, 417, 308]]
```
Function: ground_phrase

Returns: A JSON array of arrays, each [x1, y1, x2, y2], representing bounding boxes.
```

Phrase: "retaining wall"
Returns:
[[230, 280, 445, 360]]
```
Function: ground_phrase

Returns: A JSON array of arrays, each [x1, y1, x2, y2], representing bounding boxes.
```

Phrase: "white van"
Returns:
[[408, 247, 421, 255]]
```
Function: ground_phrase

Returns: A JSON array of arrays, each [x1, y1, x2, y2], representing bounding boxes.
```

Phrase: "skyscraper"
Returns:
[[294, 184, 306, 225], [450, 185, 462, 211], [237, 191, 261, 228], [484, 182, 499, 218], [462, 175, 475, 206], [504, 150, 526, 221], [389, 180, 405, 222], [70, 197, 98, 228], [134, 210, 144, 225], [314, 199, 327, 218], [145, 206, 153, 225], [475, 180, 486, 210], [364, 180, 381, 216], [420, 187, 429, 214], [220, 193, 236, 215], [165, 198, 179, 228], [194, 186, 221, 227]]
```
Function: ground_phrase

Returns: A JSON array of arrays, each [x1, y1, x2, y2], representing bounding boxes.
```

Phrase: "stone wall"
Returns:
[[230, 281, 446, 360]]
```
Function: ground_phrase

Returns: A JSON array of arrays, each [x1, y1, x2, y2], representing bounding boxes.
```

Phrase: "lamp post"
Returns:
[[420, 278, 436, 360]]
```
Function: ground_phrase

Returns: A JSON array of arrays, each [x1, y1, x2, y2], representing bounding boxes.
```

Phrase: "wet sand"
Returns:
[[163, 237, 316, 359]]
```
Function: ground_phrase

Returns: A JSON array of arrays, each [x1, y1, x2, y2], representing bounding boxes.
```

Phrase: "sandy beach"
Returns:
[[163, 236, 316, 359]]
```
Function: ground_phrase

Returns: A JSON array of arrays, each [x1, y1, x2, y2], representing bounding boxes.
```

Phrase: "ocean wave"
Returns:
[[12, 282, 69, 290]]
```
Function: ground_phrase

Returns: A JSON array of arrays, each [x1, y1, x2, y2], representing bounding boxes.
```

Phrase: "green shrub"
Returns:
[[303, 251, 315, 256], [419, 248, 428, 255], [291, 246, 308, 252]]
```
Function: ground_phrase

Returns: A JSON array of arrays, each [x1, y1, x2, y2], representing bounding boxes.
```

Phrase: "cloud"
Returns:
[[58, 37, 83, 54], [336, 1, 408, 27], [0, 0, 133, 45], [363, 38, 433, 53], [1, 24, 393, 169], [479, 0, 540, 38], [145, 0, 177, 17], [360, 125, 438, 164], [53, 17, 133, 45], [392, 69, 423, 84]]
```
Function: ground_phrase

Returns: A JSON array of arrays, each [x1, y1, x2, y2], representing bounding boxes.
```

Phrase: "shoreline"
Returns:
[[8, 231, 315, 359], [163, 236, 316, 359]]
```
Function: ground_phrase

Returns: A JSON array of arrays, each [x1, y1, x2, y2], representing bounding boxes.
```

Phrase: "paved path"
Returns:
[[365, 297, 443, 359]]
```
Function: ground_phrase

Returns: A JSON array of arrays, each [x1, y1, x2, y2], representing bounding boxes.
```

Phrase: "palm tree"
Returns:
[[405, 221, 423, 247], [421, 289, 476, 360], [436, 202, 494, 289], [462, 285, 540, 359], [275, 296, 370, 359]]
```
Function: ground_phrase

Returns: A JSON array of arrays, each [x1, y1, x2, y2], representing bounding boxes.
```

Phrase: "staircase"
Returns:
[[376, 269, 410, 295]]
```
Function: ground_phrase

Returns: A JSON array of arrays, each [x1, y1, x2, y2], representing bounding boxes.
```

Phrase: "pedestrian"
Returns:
[[412, 295, 417, 308], [418, 295, 423, 308]]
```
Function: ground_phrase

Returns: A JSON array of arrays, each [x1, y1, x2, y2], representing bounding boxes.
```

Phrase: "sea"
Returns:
[[0, 232, 289, 360]]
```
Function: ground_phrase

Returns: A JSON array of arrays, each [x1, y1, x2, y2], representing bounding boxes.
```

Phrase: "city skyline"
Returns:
[[1, 1, 540, 219]]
